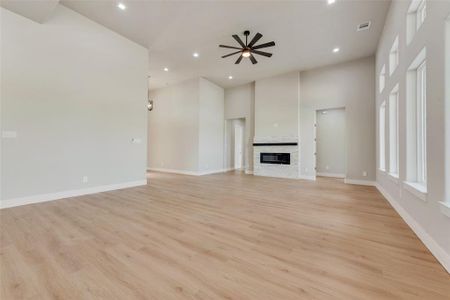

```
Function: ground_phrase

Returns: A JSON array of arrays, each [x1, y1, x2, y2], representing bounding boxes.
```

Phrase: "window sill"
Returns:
[[439, 202, 450, 218], [403, 181, 427, 202], [378, 168, 386, 173], [388, 173, 400, 184]]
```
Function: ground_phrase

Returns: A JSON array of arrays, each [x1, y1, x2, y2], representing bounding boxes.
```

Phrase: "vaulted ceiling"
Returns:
[[6, 0, 391, 90]]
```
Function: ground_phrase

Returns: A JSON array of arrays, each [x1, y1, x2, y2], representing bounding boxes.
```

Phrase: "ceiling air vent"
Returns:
[[357, 21, 371, 31]]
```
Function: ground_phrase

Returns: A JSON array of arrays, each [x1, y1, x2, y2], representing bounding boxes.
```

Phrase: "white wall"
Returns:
[[445, 16, 450, 214], [254, 72, 300, 139], [250, 58, 374, 181], [300, 57, 376, 181], [376, 1, 450, 271], [316, 108, 346, 176], [224, 83, 254, 172], [299, 105, 315, 178], [148, 78, 199, 172], [148, 77, 224, 174], [0, 5, 148, 205], [198, 78, 224, 173]]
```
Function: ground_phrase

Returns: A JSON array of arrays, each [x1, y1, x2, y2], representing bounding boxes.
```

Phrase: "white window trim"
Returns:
[[403, 181, 427, 201], [388, 172, 400, 185], [407, 0, 427, 45], [416, 0, 426, 30], [416, 61, 427, 185], [388, 85, 399, 176], [379, 65, 386, 93], [389, 36, 399, 76], [439, 202, 450, 218], [379, 101, 386, 171], [406, 48, 427, 190]]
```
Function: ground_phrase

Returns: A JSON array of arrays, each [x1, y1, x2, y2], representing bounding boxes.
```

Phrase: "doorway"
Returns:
[[225, 118, 245, 171], [315, 108, 346, 178], [234, 124, 244, 169]]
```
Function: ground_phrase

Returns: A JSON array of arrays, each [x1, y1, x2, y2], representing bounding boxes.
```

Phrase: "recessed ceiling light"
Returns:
[[193, 52, 199, 58], [163, 67, 169, 72], [322, 111, 328, 114], [117, 3, 126, 10], [327, 0, 336, 4], [333, 47, 340, 53], [228, 75, 233, 80]]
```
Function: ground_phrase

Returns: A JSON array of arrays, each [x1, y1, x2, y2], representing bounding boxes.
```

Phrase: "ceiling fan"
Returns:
[[219, 30, 275, 64]]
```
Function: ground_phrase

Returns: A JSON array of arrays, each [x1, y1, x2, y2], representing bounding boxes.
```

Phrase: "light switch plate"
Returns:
[[2, 131, 17, 138]]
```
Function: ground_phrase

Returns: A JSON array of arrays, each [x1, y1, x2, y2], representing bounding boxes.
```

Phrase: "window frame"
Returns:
[[389, 37, 399, 76], [379, 65, 386, 93], [405, 48, 427, 198], [416, 61, 427, 185], [416, 0, 426, 30], [389, 86, 399, 176], [379, 101, 386, 171]]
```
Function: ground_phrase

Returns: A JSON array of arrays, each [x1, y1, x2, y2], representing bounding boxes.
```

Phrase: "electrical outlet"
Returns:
[[82, 176, 88, 183], [326, 165, 329, 170], [363, 171, 367, 177], [305, 168, 308, 172]]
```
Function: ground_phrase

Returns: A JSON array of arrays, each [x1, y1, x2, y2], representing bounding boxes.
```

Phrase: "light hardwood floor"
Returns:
[[1, 171, 449, 299]]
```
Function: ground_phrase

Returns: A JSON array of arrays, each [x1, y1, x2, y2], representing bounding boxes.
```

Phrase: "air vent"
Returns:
[[357, 21, 371, 31]]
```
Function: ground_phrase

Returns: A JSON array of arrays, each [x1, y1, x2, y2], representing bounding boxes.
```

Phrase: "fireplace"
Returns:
[[253, 137, 298, 178], [260, 152, 290, 165]]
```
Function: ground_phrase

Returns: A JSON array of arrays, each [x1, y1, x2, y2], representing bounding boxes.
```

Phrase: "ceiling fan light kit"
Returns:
[[219, 30, 275, 64]]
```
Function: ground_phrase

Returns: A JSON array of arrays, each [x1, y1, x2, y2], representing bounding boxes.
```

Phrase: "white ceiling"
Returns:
[[1, 0, 59, 23], [61, 0, 390, 90]]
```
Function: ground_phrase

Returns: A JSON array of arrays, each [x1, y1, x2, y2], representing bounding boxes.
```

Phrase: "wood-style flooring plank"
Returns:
[[1, 171, 449, 299]]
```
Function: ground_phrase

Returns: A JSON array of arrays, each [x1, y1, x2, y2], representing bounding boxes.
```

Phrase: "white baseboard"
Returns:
[[245, 170, 254, 175], [0, 180, 147, 209], [298, 174, 316, 181], [344, 179, 376, 186], [148, 167, 234, 176], [148, 167, 198, 176], [317, 172, 346, 178], [197, 168, 235, 176], [376, 183, 450, 274]]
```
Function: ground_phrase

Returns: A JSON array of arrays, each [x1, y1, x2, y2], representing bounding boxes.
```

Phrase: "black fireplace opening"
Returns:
[[260, 153, 290, 165]]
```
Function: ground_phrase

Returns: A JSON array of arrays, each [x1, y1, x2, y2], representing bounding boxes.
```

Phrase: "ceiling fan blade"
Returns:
[[252, 41, 275, 50], [235, 55, 243, 64], [222, 51, 241, 58], [247, 32, 263, 48], [249, 54, 258, 64], [219, 45, 242, 50], [251, 50, 272, 57], [232, 34, 246, 48]]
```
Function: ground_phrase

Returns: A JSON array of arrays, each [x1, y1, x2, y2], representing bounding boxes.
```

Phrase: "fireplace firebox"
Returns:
[[260, 153, 290, 165]]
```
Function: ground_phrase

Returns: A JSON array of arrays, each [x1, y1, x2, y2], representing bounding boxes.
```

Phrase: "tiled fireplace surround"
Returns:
[[253, 137, 299, 179]]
